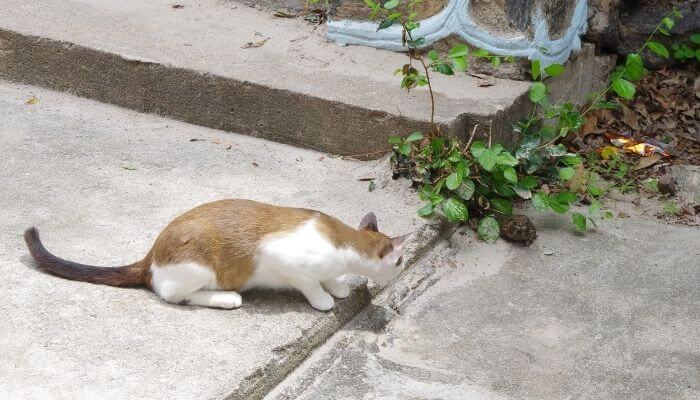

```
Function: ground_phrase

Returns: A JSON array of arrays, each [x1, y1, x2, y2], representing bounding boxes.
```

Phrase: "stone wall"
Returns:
[[587, 0, 699, 66]]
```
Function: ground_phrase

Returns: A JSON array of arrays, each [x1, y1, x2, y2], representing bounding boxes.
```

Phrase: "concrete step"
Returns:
[[0, 81, 446, 400], [0, 0, 532, 158]]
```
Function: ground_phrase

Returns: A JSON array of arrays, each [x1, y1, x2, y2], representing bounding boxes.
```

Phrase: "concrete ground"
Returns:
[[269, 207, 700, 399], [0, 81, 435, 399], [2, 81, 699, 400]]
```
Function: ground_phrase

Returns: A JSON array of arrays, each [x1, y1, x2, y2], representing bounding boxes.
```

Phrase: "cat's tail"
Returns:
[[23, 227, 151, 288]]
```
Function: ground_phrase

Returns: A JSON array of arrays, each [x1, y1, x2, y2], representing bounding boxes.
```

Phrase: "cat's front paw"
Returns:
[[322, 279, 351, 299], [308, 292, 335, 311]]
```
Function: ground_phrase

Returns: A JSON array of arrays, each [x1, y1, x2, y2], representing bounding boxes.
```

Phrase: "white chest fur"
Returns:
[[243, 219, 355, 290]]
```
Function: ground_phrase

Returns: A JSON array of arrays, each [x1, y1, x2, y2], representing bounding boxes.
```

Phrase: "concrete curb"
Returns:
[[0, 29, 438, 159], [228, 215, 454, 400]]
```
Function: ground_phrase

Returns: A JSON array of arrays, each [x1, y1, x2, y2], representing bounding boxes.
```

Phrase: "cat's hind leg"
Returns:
[[151, 262, 241, 309], [187, 290, 242, 309], [321, 277, 351, 299]]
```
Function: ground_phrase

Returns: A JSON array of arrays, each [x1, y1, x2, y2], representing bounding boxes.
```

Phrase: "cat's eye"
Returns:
[[395, 256, 403, 266]]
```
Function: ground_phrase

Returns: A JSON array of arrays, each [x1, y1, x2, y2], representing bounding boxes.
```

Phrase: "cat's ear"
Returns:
[[391, 233, 410, 249], [358, 212, 378, 232]]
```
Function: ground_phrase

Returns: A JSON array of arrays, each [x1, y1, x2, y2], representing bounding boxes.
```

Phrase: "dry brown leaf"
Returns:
[[242, 38, 268, 49], [566, 164, 588, 194], [468, 73, 495, 87], [25, 96, 39, 105], [634, 154, 661, 171], [579, 114, 599, 137], [622, 105, 640, 131]]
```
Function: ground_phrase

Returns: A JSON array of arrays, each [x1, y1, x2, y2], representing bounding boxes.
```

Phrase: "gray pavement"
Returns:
[[0, 81, 432, 400], [269, 207, 700, 399]]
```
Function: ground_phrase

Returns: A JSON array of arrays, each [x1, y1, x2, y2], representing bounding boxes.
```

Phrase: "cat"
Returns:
[[24, 199, 408, 311]]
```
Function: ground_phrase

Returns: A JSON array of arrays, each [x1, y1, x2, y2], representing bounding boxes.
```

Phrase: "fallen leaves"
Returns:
[[634, 154, 662, 170], [242, 38, 268, 49], [468, 73, 495, 87], [582, 67, 699, 165], [25, 96, 39, 105], [273, 8, 296, 18]]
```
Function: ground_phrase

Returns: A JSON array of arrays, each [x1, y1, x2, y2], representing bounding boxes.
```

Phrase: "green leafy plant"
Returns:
[[671, 33, 700, 63], [369, 1, 681, 242]]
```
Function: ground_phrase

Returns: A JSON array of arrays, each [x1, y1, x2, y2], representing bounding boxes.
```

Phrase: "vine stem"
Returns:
[[417, 55, 436, 126], [402, 21, 436, 127]]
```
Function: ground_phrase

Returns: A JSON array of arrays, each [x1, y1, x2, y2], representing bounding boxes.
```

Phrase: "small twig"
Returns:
[[340, 149, 390, 159], [465, 124, 479, 149], [488, 124, 492, 148]]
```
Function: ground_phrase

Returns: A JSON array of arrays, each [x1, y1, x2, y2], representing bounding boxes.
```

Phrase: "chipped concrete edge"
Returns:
[[263, 217, 457, 400], [226, 215, 455, 400]]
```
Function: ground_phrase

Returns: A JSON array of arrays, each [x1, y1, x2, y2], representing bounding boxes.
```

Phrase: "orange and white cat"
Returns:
[[24, 199, 408, 311]]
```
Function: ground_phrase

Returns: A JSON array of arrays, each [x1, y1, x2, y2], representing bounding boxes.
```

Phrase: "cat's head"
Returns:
[[357, 212, 410, 286]]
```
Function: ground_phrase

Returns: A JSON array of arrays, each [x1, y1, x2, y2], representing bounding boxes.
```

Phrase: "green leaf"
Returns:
[[490, 197, 513, 215], [448, 44, 469, 58], [405, 131, 424, 142], [433, 62, 454, 75], [446, 173, 462, 190], [521, 175, 538, 189], [477, 217, 500, 243], [647, 41, 669, 58], [456, 179, 476, 200], [559, 166, 576, 180], [491, 56, 501, 68], [691, 33, 700, 44], [547, 198, 569, 213], [503, 166, 517, 183], [477, 149, 498, 172], [544, 63, 565, 77], [398, 143, 412, 155], [388, 135, 402, 145], [545, 144, 567, 157], [473, 49, 490, 57], [377, 19, 396, 31], [612, 77, 636, 100], [417, 203, 435, 217], [662, 16, 674, 30], [451, 56, 468, 72], [496, 152, 518, 167], [428, 50, 439, 61], [407, 38, 425, 47], [470, 141, 487, 158], [530, 59, 541, 80], [512, 184, 532, 199], [494, 181, 515, 198], [624, 53, 644, 81], [572, 212, 587, 231], [442, 198, 469, 222], [529, 82, 546, 103], [532, 192, 548, 211], [382, 0, 399, 9], [555, 191, 577, 204]]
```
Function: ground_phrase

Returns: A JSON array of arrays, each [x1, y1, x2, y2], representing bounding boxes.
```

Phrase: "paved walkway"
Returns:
[[0, 81, 425, 399], [270, 208, 700, 399]]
